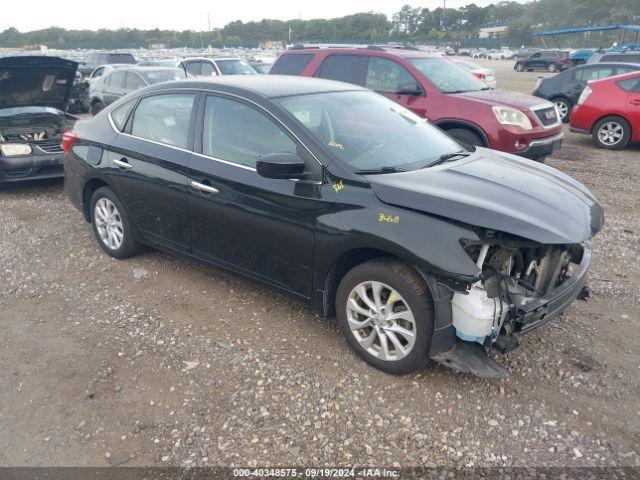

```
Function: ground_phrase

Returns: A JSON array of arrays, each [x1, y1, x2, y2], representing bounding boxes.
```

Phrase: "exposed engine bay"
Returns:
[[452, 239, 585, 350], [0, 111, 74, 157]]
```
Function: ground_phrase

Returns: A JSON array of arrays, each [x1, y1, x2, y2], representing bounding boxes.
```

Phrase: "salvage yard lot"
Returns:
[[0, 59, 638, 468]]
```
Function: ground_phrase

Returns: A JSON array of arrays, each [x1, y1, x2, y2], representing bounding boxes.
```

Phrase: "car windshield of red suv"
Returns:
[[277, 90, 464, 172], [409, 58, 489, 94]]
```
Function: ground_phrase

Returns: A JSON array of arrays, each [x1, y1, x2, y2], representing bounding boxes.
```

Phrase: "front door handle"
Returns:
[[113, 158, 133, 170], [191, 180, 219, 194]]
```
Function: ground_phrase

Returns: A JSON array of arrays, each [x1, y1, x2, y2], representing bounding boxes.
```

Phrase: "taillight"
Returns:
[[474, 72, 486, 79], [577, 85, 592, 105], [559, 57, 569, 62], [61, 130, 78, 155]]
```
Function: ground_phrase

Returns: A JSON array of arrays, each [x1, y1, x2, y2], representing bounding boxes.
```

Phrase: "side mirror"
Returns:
[[396, 82, 423, 96], [256, 153, 305, 179]]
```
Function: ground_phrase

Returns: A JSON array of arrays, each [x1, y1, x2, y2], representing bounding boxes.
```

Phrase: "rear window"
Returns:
[[317, 55, 368, 86], [271, 54, 314, 75], [106, 53, 136, 65]]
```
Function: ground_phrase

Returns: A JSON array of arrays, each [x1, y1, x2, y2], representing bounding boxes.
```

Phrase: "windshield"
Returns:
[[277, 91, 463, 172], [216, 59, 257, 75], [107, 54, 136, 64], [409, 58, 488, 93], [143, 69, 187, 84]]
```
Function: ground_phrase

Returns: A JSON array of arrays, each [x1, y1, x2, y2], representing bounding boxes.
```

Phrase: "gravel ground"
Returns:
[[0, 59, 638, 469]]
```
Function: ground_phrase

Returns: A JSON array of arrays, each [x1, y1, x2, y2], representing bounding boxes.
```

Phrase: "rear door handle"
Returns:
[[191, 180, 219, 194], [113, 158, 133, 170], [630, 99, 640, 105]]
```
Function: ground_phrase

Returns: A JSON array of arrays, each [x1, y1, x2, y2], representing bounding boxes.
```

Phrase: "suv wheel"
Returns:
[[446, 128, 484, 148], [552, 97, 572, 123], [547, 63, 558, 72], [336, 259, 434, 375], [90, 187, 141, 259], [593, 116, 631, 150], [515, 63, 524, 72]]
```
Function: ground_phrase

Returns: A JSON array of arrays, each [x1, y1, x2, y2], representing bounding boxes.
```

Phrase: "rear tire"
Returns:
[[551, 97, 572, 123], [90, 187, 142, 259], [515, 63, 524, 72], [592, 116, 631, 150], [90, 100, 104, 116], [336, 258, 434, 375], [446, 128, 485, 149], [548, 63, 558, 72]]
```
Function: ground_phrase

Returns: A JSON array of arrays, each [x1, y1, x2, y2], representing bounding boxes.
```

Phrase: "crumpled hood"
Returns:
[[367, 148, 603, 244], [453, 88, 551, 110], [0, 56, 78, 110]]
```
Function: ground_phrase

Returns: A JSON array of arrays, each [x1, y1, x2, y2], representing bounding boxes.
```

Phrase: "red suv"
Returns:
[[270, 47, 564, 161], [570, 71, 640, 150]]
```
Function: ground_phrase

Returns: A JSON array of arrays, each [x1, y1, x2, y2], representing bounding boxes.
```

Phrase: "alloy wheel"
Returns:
[[597, 121, 624, 146], [94, 198, 124, 250], [555, 100, 569, 121], [346, 281, 416, 361]]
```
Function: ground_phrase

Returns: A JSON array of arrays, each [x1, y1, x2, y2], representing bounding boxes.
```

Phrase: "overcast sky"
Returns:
[[4, 0, 521, 32]]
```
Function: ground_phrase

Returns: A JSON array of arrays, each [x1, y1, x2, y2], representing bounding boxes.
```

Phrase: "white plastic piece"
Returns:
[[452, 286, 509, 344]]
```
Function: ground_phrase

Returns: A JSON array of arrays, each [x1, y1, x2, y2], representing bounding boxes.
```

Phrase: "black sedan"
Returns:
[[88, 66, 186, 115], [532, 62, 640, 122], [63, 76, 602, 378]]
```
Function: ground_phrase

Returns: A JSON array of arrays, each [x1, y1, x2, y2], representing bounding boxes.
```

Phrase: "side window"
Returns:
[[111, 99, 136, 130], [616, 67, 638, 75], [617, 78, 640, 92], [108, 71, 126, 88], [593, 67, 614, 79], [201, 62, 217, 76], [92, 67, 104, 78], [317, 55, 368, 86], [185, 62, 202, 76], [131, 94, 195, 148], [365, 57, 415, 93], [270, 54, 314, 75], [202, 95, 296, 168], [125, 73, 146, 91], [530, 53, 541, 59]]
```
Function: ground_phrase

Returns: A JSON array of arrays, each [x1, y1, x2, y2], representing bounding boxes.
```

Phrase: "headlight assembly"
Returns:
[[492, 106, 533, 130], [0, 143, 32, 156]]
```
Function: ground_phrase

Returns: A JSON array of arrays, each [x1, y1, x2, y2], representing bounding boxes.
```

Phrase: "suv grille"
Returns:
[[34, 138, 63, 154], [534, 106, 559, 127]]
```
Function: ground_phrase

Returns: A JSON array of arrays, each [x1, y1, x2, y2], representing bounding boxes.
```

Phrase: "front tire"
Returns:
[[548, 63, 558, 72], [446, 128, 484, 149], [90, 187, 141, 259], [336, 259, 434, 375], [592, 116, 631, 150], [90, 100, 104, 116], [515, 63, 524, 72]]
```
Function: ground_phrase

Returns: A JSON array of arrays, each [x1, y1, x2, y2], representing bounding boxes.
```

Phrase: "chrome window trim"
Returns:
[[107, 86, 324, 172]]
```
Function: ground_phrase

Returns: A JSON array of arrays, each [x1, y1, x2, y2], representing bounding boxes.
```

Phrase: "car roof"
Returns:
[[579, 62, 640, 68], [145, 75, 366, 98], [285, 47, 439, 60]]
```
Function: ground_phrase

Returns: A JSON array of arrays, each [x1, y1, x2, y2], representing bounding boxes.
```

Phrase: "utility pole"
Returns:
[[442, 0, 446, 30]]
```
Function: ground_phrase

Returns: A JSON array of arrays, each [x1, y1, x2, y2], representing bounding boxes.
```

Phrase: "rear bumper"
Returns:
[[514, 242, 591, 334], [511, 132, 564, 160], [0, 152, 64, 182]]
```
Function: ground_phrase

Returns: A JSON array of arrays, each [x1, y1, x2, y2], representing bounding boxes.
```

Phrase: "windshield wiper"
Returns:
[[355, 166, 408, 175], [425, 151, 471, 167]]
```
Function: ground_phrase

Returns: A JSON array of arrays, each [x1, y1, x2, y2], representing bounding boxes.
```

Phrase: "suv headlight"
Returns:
[[0, 143, 32, 156], [492, 106, 533, 130]]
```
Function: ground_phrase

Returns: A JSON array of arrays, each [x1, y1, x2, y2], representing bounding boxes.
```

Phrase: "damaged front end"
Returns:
[[430, 233, 592, 379], [0, 56, 78, 182]]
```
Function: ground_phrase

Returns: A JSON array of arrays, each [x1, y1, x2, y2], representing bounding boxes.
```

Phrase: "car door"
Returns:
[[527, 52, 542, 69], [186, 94, 319, 296], [104, 93, 198, 252], [364, 56, 427, 117], [625, 78, 640, 133], [104, 71, 127, 105]]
